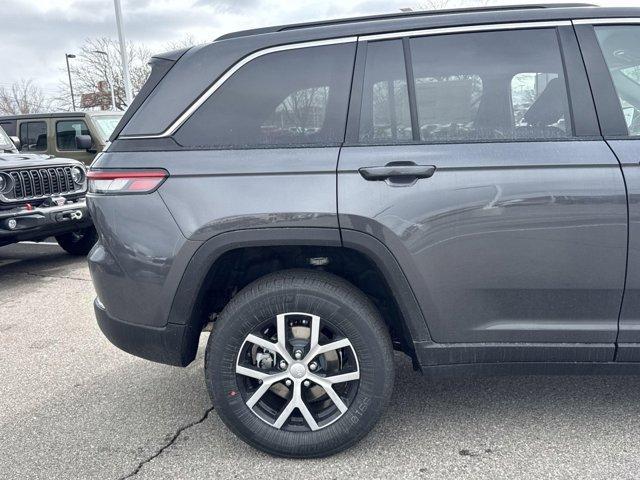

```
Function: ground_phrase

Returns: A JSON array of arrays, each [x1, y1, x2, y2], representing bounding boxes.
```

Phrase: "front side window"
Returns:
[[175, 43, 356, 148], [359, 40, 412, 143], [56, 120, 90, 151], [595, 25, 640, 137], [19, 121, 47, 151], [409, 28, 572, 142]]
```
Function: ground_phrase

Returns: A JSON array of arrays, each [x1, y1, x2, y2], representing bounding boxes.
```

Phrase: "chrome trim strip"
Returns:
[[120, 36, 358, 139], [359, 20, 571, 42], [573, 18, 640, 25]]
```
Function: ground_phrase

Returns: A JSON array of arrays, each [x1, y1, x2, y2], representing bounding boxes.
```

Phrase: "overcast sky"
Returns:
[[3, 0, 639, 97]]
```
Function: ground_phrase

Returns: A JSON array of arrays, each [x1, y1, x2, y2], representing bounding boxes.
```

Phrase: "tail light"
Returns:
[[87, 169, 168, 194]]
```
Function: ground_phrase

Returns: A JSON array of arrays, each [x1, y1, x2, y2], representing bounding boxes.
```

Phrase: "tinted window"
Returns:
[[595, 26, 640, 137], [410, 29, 572, 142], [359, 40, 412, 143], [56, 120, 90, 151], [176, 43, 356, 148], [19, 121, 47, 151]]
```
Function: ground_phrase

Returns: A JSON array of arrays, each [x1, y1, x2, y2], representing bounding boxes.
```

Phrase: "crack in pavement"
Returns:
[[119, 407, 215, 479], [23, 271, 92, 282]]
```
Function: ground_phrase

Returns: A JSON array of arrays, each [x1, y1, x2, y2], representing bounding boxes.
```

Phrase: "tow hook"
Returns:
[[55, 210, 84, 222]]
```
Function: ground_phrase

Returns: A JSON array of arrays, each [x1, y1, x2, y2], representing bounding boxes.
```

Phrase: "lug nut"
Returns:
[[303, 380, 310, 387], [294, 350, 303, 360], [279, 360, 287, 370], [285, 379, 292, 387], [309, 362, 318, 372]]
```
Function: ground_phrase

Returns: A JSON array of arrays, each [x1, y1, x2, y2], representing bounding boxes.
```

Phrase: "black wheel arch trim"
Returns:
[[166, 226, 434, 366]]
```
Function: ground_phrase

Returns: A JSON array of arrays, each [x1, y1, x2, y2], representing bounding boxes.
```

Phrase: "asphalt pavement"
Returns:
[[2, 242, 640, 479]]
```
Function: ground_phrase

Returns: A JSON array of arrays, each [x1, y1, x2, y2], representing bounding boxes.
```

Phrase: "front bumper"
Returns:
[[94, 298, 200, 367], [0, 199, 92, 244]]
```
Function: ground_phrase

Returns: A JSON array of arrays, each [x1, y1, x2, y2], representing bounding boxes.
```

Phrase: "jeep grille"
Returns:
[[4, 167, 79, 201]]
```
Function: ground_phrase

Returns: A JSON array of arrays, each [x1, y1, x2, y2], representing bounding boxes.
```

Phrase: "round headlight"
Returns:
[[0, 173, 11, 194], [71, 166, 85, 185]]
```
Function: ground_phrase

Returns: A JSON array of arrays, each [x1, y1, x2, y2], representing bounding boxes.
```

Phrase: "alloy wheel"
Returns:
[[235, 312, 360, 431]]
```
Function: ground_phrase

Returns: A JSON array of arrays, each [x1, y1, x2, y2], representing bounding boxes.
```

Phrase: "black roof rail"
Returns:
[[216, 3, 597, 41]]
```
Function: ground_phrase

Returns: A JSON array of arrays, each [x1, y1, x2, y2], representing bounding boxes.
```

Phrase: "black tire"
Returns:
[[55, 226, 98, 256], [205, 269, 394, 458]]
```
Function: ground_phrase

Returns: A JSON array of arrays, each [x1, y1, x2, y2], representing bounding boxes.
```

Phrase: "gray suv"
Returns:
[[88, 4, 640, 457]]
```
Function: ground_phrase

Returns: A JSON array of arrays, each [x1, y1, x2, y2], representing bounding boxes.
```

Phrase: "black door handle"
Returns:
[[359, 162, 436, 182]]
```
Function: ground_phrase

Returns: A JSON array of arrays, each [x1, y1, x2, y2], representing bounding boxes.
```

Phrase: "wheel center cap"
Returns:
[[290, 362, 306, 379]]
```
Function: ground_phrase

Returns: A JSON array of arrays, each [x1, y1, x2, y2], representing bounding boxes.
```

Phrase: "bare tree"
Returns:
[[164, 34, 205, 51], [0, 79, 53, 115], [59, 37, 152, 111]]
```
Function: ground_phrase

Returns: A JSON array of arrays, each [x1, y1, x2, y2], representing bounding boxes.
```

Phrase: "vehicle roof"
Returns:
[[0, 111, 123, 121], [216, 3, 600, 41]]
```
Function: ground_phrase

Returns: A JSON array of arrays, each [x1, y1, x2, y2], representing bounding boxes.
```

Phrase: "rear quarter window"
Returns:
[[174, 42, 356, 149]]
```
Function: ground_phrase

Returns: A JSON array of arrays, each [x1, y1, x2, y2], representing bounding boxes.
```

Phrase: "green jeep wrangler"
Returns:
[[0, 111, 123, 165]]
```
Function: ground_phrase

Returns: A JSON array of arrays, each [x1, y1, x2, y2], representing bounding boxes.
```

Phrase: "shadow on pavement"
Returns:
[[0, 242, 86, 281]]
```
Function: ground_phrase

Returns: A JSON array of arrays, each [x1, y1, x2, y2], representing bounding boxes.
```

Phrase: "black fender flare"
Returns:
[[168, 227, 433, 365]]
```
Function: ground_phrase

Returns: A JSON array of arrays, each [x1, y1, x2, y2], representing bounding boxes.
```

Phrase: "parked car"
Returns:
[[0, 125, 96, 254], [87, 4, 640, 457], [0, 111, 123, 165]]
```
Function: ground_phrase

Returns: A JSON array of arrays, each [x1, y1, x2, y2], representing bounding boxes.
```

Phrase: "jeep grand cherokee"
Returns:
[[88, 4, 640, 457]]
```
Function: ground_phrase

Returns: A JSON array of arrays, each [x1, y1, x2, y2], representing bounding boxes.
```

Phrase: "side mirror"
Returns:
[[76, 134, 94, 152], [9, 136, 21, 150]]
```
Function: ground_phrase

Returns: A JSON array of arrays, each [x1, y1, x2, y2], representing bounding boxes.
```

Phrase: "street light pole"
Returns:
[[113, 0, 133, 106], [65, 54, 77, 111], [94, 50, 117, 111]]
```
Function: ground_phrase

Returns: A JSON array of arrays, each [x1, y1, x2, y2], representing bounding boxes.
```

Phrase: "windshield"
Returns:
[[0, 125, 13, 149], [93, 114, 123, 141]]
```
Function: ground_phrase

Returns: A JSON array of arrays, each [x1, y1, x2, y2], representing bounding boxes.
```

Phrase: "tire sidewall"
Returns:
[[56, 226, 97, 256], [206, 272, 394, 458]]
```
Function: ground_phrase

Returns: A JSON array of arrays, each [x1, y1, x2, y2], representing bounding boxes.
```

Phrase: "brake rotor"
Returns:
[[255, 324, 340, 402]]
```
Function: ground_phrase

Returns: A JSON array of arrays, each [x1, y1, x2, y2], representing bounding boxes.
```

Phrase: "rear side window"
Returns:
[[19, 121, 47, 151], [595, 26, 640, 137], [56, 120, 90, 151], [359, 40, 412, 143], [175, 43, 356, 149], [409, 28, 572, 142]]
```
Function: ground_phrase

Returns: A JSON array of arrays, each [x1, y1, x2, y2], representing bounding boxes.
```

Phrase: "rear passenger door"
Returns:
[[580, 21, 640, 360], [338, 24, 627, 350]]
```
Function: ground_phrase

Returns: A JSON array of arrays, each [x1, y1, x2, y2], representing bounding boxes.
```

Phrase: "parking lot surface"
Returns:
[[2, 242, 640, 479]]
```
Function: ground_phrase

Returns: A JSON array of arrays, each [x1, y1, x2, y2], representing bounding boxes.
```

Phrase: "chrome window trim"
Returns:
[[573, 18, 640, 25], [121, 36, 357, 139], [121, 20, 572, 140]]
